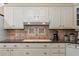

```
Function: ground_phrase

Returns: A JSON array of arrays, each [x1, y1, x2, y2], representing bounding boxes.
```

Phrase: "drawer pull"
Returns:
[[3, 45, 7, 47], [11, 49, 13, 51], [44, 45, 47, 47], [26, 52, 29, 55], [26, 45, 29, 47], [6, 49, 9, 51], [44, 52, 47, 55], [58, 45, 60, 48], [14, 45, 17, 47]]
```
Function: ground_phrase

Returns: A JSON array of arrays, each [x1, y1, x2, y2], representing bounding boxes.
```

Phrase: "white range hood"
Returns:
[[24, 22, 49, 25]]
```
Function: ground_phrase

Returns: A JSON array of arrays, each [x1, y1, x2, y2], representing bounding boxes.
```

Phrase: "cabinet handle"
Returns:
[[26, 45, 29, 47], [3, 45, 7, 47], [11, 49, 13, 51], [44, 45, 47, 47], [26, 52, 29, 55], [6, 49, 9, 51], [14, 45, 17, 47], [58, 45, 60, 48], [44, 52, 47, 55]]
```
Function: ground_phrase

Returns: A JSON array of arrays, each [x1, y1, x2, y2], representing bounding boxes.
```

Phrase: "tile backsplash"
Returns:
[[5, 25, 76, 42]]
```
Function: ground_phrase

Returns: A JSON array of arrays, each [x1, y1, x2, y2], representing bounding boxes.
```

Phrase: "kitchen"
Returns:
[[0, 3, 79, 56]]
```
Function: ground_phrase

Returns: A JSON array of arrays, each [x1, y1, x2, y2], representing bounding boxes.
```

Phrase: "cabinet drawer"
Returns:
[[59, 54, 65, 56], [26, 43, 60, 48], [59, 49, 65, 53], [24, 49, 50, 56], [0, 43, 65, 49], [50, 49, 65, 56], [58, 43, 65, 48], [24, 43, 51, 48], [11, 49, 50, 56], [0, 49, 10, 56], [50, 49, 62, 56]]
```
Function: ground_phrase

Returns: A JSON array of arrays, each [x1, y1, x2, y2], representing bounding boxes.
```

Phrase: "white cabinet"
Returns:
[[74, 6, 79, 30], [49, 7, 61, 29], [66, 46, 79, 56], [38, 7, 48, 22], [66, 43, 79, 56], [4, 7, 24, 29], [11, 49, 50, 56], [23, 7, 48, 22], [61, 7, 74, 29], [23, 7, 36, 22], [0, 49, 10, 56], [49, 7, 74, 29], [0, 43, 65, 56], [4, 7, 14, 29], [13, 7, 24, 29]]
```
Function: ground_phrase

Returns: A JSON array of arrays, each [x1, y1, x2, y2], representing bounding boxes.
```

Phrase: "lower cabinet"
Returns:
[[0, 49, 10, 56], [0, 48, 65, 56], [11, 49, 50, 56], [0, 43, 65, 56]]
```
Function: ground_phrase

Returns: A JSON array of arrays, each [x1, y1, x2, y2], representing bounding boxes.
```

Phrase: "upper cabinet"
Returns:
[[49, 7, 74, 29], [4, 6, 74, 29], [13, 7, 24, 29], [61, 7, 74, 29], [4, 7, 24, 29], [4, 7, 49, 29], [49, 7, 61, 29], [23, 7, 48, 22], [4, 7, 14, 29], [74, 6, 79, 30]]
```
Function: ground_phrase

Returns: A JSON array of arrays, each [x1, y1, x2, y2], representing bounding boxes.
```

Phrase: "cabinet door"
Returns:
[[4, 7, 14, 29], [0, 49, 10, 56], [49, 7, 61, 29], [13, 7, 24, 29], [66, 47, 79, 56], [39, 7, 48, 22], [23, 7, 36, 22], [61, 7, 74, 29], [23, 7, 48, 22]]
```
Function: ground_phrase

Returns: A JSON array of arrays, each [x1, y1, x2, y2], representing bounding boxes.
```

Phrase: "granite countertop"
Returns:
[[0, 39, 78, 44], [0, 41, 65, 43]]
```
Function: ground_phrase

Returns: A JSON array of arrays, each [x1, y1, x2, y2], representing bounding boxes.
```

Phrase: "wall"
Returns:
[[5, 26, 76, 42], [0, 15, 7, 41]]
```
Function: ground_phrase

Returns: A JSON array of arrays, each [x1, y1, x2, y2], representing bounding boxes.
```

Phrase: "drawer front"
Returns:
[[24, 43, 51, 48], [0, 44, 25, 48], [50, 49, 65, 56], [59, 45, 65, 48], [10, 49, 50, 56], [24, 43, 61, 48], [50, 49, 59, 56], [0, 49, 10, 56], [59, 54, 65, 56], [0, 43, 65, 49], [59, 49, 65, 54]]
